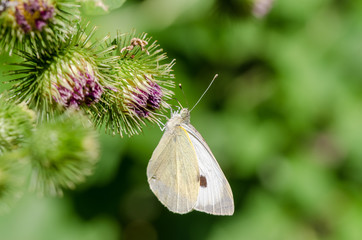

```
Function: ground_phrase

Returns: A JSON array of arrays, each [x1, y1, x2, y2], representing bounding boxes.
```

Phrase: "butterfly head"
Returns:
[[180, 108, 190, 120], [167, 107, 190, 129]]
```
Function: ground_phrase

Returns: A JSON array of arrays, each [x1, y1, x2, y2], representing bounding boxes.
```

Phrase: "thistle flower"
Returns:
[[14, 0, 55, 33], [92, 32, 175, 136], [0, 95, 34, 155], [8, 24, 118, 121], [126, 78, 163, 118], [27, 111, 99, 196], [0, 0, 79, 55], [52, 62, 104, 109]]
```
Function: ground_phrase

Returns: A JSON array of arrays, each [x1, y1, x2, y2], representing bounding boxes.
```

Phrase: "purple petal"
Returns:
[[35, 19, 46, 30]]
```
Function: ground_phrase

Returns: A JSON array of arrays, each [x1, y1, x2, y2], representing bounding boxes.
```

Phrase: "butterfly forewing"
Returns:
[[147, 126, 200, 214], [182, 123, 234, 215]]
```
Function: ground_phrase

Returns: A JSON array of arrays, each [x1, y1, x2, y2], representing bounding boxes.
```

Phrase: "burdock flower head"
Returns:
[[52, 61, 103, 109], [126, 78, 163, 118], [8, 25, 118, 120], [95, 32, 175, 136], [27, 111, 99, 196], [0, 0, 79, 55]]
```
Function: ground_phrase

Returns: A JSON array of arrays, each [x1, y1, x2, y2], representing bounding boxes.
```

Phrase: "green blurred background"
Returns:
[[2, 0, 362, 239]]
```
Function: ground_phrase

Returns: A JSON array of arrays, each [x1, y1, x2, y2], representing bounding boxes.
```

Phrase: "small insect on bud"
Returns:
[[120, 37, 149, 55]]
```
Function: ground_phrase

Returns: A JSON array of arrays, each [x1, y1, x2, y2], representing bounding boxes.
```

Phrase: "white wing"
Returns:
[[182, 124, 234, 216], [147, 126, 200, 214]]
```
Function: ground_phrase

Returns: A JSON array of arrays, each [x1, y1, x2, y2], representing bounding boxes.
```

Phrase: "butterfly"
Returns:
[[147, 107, 234, 215]]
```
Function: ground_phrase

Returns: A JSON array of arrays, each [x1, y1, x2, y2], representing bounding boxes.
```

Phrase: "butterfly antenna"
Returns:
[[190, 74, 218, 112], [178, 83, 189, 109], [170, 97, 183, 111]]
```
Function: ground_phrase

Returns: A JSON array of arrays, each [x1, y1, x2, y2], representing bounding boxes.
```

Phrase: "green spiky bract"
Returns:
[[0, 95, 34, 155], [92, 31, 175, 137], [27, 111, 99, 196], [0, 0, 80, 55], [7, 23, 118, 122]]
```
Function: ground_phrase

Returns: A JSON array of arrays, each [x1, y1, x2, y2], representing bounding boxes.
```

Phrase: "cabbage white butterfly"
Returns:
[[147, 76, 234, 215]]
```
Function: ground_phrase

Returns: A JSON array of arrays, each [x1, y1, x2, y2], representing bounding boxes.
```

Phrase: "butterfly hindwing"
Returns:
[[147, 126, 200, 214], [182, 123, 234, 215]]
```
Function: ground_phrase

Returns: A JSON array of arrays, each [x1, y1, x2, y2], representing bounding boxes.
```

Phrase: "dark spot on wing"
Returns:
[[200, 175, 207, 188]]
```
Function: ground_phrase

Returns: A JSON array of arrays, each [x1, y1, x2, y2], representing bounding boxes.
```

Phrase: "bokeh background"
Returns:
[[2, 0, 362, 239]]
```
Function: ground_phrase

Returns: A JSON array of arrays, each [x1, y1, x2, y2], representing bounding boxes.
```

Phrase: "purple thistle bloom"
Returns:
[[130, 90, 149, 117], [24, 0, 39, 14], [147, 81, 163, 109], [35, 19, 46, 30], [134, 108, 149, 118], [15, 8, 31, 33], [129, 81, 163, 118], [15, 0, 55, 32], [84, 73, 103, 105], [40, 7, 53, 20], [55, 72, 103, 108]]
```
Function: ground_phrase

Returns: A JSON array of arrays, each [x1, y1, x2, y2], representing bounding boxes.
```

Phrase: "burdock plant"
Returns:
[[8, 26, 175, 136], [0, 2, 176, 211]]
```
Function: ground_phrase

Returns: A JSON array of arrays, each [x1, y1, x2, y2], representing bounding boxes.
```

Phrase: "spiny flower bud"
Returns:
[[94, 32, 175, 136], [27, 111, 99, 196], [0, 95, 34, 155], [0, 0, 79, 55]]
